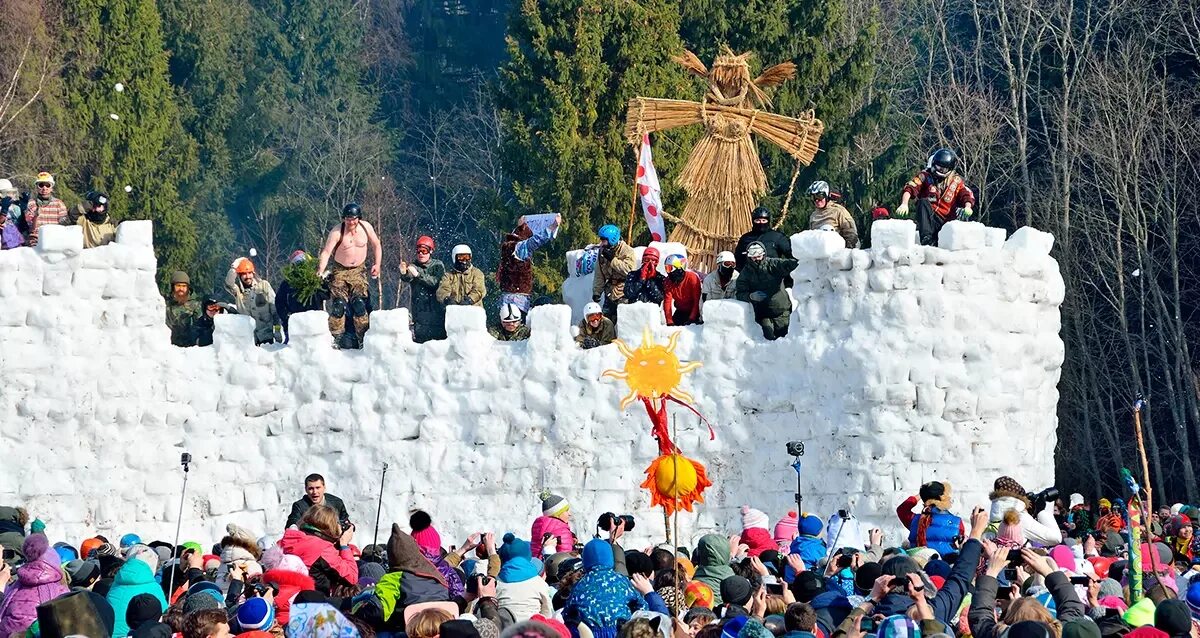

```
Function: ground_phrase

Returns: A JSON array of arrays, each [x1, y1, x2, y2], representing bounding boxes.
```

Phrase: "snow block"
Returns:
[[445, 305, 486, 335], [792, 229, 846, 261], [938, 220, 986, 251], [1004, 226, 1056, 255], [870, 219, 918, 250], [115, 220, 154, 247], [37, 225, 83, 254]]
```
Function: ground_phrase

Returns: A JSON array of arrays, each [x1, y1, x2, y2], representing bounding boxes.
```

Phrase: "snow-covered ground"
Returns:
[[0, 219, 1063, 548]]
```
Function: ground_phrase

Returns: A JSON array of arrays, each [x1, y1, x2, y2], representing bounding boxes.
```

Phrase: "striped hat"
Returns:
[[878, 614, 921, 638], [541, 493, 570, 517], [237, 597, 275, 631]]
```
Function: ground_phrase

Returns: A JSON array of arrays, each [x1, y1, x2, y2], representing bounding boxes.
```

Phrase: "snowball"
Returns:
[[124, 185, 133, 193], [114, 83, 124, 92], [109, 113, 119, 121]]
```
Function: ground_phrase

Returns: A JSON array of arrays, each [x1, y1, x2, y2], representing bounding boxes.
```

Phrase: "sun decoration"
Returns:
[[603, 327, 713, 516]]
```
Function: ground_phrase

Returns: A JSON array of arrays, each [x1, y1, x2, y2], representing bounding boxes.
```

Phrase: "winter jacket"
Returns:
[[275, 279, 326, 342], [530, 516, 576, 558], [969, 570, 1085, 638], [876, 537, 983, 624], [0, 549, 69, 637], [592, 241, 637, 303], [692, 534, 735, 605], [576, 317, 616, 349], [1066, 507, 1095, 539], [106, 558, 167, 638], [808, 202, 858, 249], [498, 224, 555, 294], [285, 494, 350, 530], [364, 524, 450, 633], [734, 228, 792, 270], [904, 504, 964, 556], [63, 203, 116, 248], [23, 196, 67, 246], [277, 528, 358, 594], [987, 496, 1062, 547], [400, 259, 446, 342], [737, 257, 799, 316], [262, 568, 314, 625], [788, 536, 829, 572], [623, 270, 665, 305], [496, 577, 552, 622], [564, 540, 645, 638], [0, 218, 21, 249], [902, 171, 975, 220], [224, 268, 280, 343], [166, 295, 202, 347], [664, 270, 702, 325], [436, 266, 486, 307], [701, 269, 738, 301]]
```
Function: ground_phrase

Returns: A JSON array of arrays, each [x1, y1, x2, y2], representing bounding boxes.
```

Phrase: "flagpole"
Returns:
[[628, 143, 640, 241]]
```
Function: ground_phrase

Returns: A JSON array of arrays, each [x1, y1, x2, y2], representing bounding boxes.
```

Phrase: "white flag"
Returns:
[[637, 134, 668, 242]]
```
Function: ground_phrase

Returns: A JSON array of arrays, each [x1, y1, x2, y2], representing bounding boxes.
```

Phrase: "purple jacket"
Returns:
[[0, 552, 69, 636]]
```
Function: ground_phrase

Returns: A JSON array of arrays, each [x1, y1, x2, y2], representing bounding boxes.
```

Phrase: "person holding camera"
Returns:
[[276, 505, 358, 595], [597, 513, 635, 577], [986, 477, 1063, 547], [285, 474, 351, 531], [531, 493, 576, 559], [968, 544, 1087, 638]]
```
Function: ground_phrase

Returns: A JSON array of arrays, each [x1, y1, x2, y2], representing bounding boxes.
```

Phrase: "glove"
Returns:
[[407, 265, 419, 277], [749, 291, 768, 303], [956, 207, 974, 221], [273, 325, 283, 342], [592, 294, 601, 303], [320, 270, 332, 280], [895, 202, 909, 217]]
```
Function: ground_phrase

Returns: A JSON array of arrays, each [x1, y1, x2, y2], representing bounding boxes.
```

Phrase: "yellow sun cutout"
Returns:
[[602, 327, 702, 409]]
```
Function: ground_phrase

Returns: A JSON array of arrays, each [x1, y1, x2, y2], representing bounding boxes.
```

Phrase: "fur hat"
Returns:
[[919, 481, 953, 510], [740, 506, 769, 531], [991, 476, 1032, 508], [220, 531, 261, 563]]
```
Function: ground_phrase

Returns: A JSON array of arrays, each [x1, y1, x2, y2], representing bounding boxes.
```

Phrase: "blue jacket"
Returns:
[[106, 559, 167, 638], [785, 535, 828, 582], [907, 507, 962, 556]]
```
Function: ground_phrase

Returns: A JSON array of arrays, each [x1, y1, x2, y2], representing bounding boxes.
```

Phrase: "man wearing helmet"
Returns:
[[490, 303, 530, 342], [806, 181, 858, 248], [591, 224, 638, 320], [400, 235, 447, 342], [166, 271, 201, 347], [623, 246, 666, 305], [734, 206, 792, 270], [64, 191, 116, 248], [436, 244, 486, 307], [498, 214, 561, 316], [575, 302, 615, 349], [317, 202, 383, 348], [701, 251, 739, 303], [224, 256, 281, 345], [896, 148, 976, 245], [663, 254, 702, 326], [736, 241, 799, 340]]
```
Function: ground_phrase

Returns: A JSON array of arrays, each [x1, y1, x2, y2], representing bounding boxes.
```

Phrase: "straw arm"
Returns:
[[623, 97, 706, 144]]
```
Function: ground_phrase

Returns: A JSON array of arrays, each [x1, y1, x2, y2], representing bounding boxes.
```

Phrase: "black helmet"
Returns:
[[930, 149, 957, 178], [751, 206, 771, 223], [342, 202, 362, 219], [85, 191, 109, 208]]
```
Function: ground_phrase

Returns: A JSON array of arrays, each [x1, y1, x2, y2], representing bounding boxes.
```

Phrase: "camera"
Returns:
[[837, 509, 850, 520], [180, 452, 192, 466], [598, 513, 636, 532], [1026, 487, 1060, 514], [341, 520, 354, 533], [786, 441, 805, 457]]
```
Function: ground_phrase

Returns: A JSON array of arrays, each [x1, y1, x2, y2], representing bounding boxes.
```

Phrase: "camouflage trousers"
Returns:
[[327, 262, 369, 338]]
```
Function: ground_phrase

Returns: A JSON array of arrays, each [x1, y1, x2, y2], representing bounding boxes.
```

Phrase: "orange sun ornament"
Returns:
[[603, 327, 713, 515]]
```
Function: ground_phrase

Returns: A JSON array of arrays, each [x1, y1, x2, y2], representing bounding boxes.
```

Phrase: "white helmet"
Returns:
[[746, 242, 766, 260], [583, 302, 602, 316], [0, 179, 14, 194], [500, 303, 523, 323], [452, 244, 472, 258], [818, 224, 835, 232], [716, 251, 736, 265], [806, 180, 830, 198]]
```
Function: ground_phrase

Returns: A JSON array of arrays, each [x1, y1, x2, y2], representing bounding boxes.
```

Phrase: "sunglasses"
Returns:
[[36, 183, 52, 188]]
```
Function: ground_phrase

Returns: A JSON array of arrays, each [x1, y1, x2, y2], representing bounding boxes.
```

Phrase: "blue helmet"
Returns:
[[598, 224, 620, 244]]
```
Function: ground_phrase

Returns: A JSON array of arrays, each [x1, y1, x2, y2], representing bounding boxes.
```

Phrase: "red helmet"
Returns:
[[416, 236, 435, 251]]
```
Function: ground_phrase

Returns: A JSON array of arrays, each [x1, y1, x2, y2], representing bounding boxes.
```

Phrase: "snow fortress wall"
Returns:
[[0, 219, 1064, 546]]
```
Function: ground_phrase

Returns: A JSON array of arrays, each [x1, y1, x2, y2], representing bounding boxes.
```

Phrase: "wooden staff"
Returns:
[[1133, 395, 1153, 518], [628, 145, 640, 241]]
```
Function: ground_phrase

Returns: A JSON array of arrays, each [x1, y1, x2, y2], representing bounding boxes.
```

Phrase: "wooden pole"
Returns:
[[628, 144, 641, 241], [1133, 396, 1153, 519]]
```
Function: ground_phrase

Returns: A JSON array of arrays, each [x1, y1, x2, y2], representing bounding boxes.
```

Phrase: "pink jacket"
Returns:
[[530, 516, 575, 558]]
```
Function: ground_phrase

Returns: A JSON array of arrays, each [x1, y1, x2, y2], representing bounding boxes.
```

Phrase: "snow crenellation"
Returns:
[[0, 219, 1063, 548]]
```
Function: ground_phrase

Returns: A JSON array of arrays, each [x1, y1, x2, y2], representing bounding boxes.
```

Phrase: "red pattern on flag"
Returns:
[[637, 134, 668, 242]]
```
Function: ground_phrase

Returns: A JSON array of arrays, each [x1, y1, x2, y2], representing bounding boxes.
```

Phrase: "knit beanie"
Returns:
[[125, 544, 159, 574], [997, 509, 1027, 548], [182, 590, 222, 615], [1155, 600, 1192, 637], [358, 561, 386, 587], [65, 559, 100, 587], [409, 510, 442, 554], [475, 619, 500, 638], [741, 507, 769, 531], [854, 562, 883, 594], [498, 533, 532, 563], [540, 492, 570, 518], [277, 554, 307, 575], [1186, 580, 1200, 618], [237, 597, 276, 632], [774, 512, 799, 546], [719, 576, 753, 606], [798, 515, 822, 538], [1049, 546, 1076, 573], [1062, 620, 1102, 638], [1124, 598, 1157, 628], [125, 593, 163, 631]]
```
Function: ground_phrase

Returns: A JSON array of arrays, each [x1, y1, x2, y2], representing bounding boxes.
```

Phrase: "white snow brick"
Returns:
[[369, 308, 412, 338], [870, 219, 918, 250], [792, 229, 846, 261], [938, 220, 986, 251], [617, 302, 662, 340], [445, 305, 486, 335], [1004, 226, 1056, 255], [985, 227, 1008, 248], [37, 224, 83, 254], [213, 313, 255, 347], [115, 220, 154, 246]]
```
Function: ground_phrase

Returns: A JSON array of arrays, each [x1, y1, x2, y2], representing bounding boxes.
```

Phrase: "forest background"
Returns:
[[1, 0, 1197, 501]]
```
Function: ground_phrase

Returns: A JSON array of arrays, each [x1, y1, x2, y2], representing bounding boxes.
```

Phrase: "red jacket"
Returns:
[[902, 171, 975, 220], [262, 567, 316, 625], [277, 528, 357, 594], [664, 270, 702, 325]]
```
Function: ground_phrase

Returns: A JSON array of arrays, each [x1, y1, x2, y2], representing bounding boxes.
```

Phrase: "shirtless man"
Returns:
[[317, 202, 383, 347]]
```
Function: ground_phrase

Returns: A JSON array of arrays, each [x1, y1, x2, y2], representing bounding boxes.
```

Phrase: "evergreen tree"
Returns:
[[60, 0, 200, 280], [496, 0, 699, 291]]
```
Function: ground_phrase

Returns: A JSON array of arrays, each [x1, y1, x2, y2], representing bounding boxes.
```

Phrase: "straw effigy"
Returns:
[[625, 48, 824, 270]]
